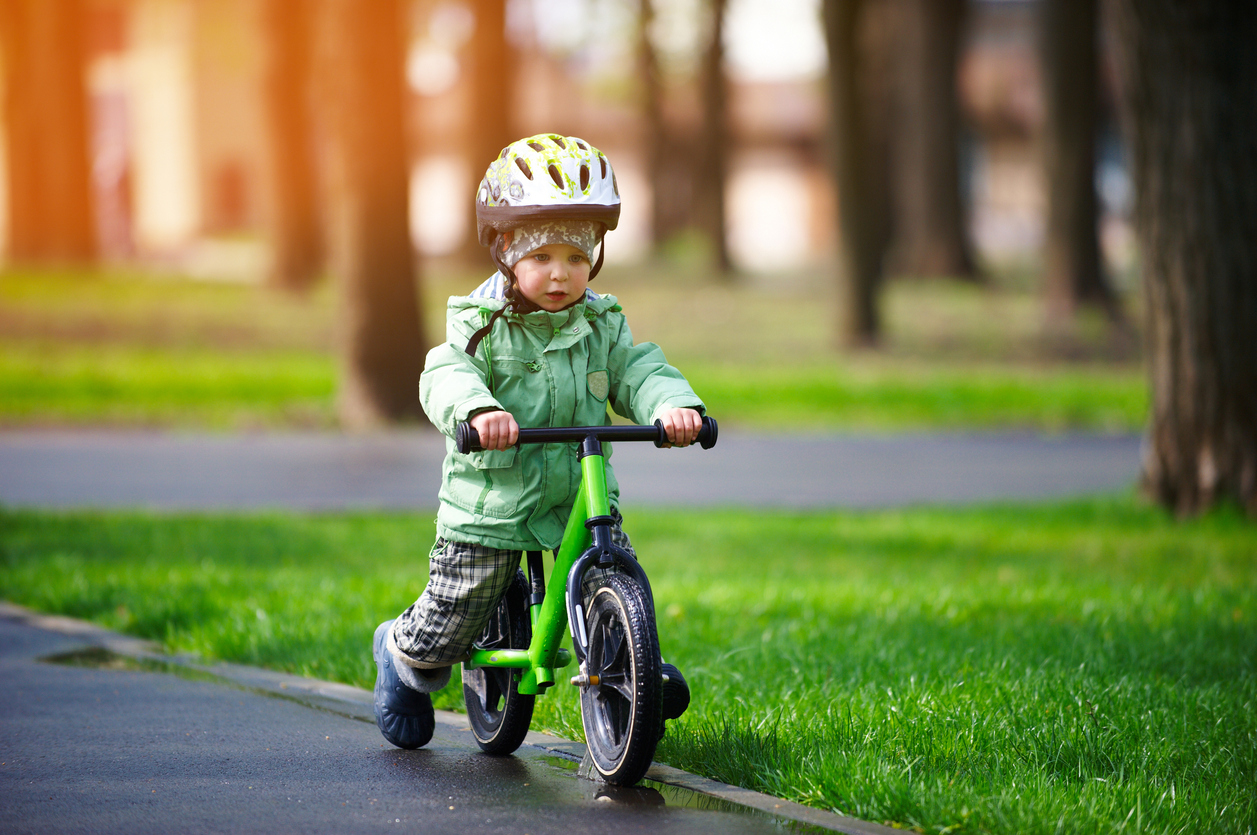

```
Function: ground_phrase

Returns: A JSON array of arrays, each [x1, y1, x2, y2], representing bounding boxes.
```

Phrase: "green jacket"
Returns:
[[419, 290, 705, 551]]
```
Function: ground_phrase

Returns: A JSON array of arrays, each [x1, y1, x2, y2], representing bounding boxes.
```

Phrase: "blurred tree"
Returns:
[[637, 0, 668, 254], [462, 0, 513, 263], [857, 0, 898, 288], [890, 0, 975, 281], [636, 0, 693, 258], [1039, 0, 1122, 323], [822, 0, 883, 346], [261, 0, 322, 291], [695, 0, 731, 274], [1107, 0, 1257, 516], [316, 0, 426, 427], [0, 0, 96, 264]]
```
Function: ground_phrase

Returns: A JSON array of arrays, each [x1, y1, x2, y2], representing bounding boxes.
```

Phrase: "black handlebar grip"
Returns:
[[652, 416, 718, 449], [455, 422, 481, 455], [699, 416, 718, 449]]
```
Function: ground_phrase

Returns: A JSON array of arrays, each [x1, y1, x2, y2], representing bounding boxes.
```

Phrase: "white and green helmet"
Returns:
[[475, 133, 621, 247]]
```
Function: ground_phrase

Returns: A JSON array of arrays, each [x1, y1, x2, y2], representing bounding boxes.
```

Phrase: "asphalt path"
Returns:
[[0, 429, 1141, 511], [0, 604, 890, 835]]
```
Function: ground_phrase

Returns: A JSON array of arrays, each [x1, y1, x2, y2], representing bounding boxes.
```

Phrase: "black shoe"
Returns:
[[661, 663, 690, 720], [372, 620, 435, 749]]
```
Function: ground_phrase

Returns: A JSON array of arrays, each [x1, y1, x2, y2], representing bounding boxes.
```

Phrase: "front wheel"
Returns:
[[580, 574, 661, 785], [464, 570, 535, 755]]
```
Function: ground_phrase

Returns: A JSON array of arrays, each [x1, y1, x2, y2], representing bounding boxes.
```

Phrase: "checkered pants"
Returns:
[[389, 511, 637, 670]]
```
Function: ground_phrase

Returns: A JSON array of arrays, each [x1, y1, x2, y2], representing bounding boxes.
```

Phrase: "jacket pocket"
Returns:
[[445, 446, 521, 519]]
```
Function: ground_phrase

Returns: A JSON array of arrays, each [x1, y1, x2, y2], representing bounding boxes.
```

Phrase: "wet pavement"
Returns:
[[0, 604, 894, 835], [0, 429, 1141, 510]]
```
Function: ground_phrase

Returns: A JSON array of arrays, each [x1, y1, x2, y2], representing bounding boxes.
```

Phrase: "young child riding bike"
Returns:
[[373, 134, 705, 750]]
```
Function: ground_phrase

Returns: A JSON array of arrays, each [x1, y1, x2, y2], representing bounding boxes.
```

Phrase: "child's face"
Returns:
[[511, 243, 592, 312]]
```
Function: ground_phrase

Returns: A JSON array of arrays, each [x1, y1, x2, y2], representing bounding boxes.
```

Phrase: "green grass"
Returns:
[[0, 266, 1147, 432], [2, 496, 1253, 834], [0, 342, 337, 429]]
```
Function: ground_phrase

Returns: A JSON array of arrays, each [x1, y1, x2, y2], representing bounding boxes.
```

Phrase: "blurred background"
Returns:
[[1, 0, 1158, 443], [0, 0, 1133, 280]]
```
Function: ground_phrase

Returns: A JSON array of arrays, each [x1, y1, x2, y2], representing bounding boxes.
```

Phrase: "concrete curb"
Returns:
[[1, 601, 900, 835]]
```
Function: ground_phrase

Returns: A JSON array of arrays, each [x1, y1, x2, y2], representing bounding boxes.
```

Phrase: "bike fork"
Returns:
[[564, 433, 656, 665]]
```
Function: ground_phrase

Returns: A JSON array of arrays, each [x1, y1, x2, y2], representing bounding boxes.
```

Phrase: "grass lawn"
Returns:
[[0, 265, 1147, 432], [2, 496, 1253, 834]]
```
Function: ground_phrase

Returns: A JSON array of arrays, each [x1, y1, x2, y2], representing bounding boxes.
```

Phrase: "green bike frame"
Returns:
[[463, 437, 611, 695], [458, 419, 714, 697]]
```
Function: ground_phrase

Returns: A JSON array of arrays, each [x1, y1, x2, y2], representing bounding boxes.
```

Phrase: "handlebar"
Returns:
[[455, 416, 718, 455]]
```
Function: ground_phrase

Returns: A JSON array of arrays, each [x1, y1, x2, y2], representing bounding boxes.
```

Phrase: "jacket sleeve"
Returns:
[[419, 310, 504, 436], [605, 311, 705, 424]]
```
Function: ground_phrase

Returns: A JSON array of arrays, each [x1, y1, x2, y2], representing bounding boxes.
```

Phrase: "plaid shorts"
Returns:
[[390, 511, 637, 669]]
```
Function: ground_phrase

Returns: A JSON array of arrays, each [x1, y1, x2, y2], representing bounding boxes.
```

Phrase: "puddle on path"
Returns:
[[43, 646, 219, 682], [543, 753, 832, 832]]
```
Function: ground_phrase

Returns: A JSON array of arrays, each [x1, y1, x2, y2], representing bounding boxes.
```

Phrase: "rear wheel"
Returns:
[[580, 574, 661, 785], [463, 570, 535, 755]]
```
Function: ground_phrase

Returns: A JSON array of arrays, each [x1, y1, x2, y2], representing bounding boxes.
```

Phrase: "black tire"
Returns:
[[580, 574, 662, 785], [463, 570, 535, 755]]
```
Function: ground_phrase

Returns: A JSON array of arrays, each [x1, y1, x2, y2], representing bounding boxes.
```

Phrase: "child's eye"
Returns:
[[533, 253, 549, 262], [569, 254, 585, 264]]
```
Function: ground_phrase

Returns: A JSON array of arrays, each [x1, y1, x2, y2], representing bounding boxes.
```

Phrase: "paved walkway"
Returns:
[[0, 429, 1141, 510], [0, 603, 893, 835]]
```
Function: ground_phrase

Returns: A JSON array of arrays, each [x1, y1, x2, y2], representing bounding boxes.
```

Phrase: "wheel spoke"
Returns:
[[597, 687, 626, 746], [468, 669, 504, 715], [607, 678, 634, 702]]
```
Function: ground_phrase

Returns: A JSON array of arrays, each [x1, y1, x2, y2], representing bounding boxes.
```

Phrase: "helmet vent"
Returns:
[[527, 141, 545, 152], [554, 136, 567, 149], [547, 164, 564, 188], [579, 165, 590, 191], [515, 157, 533, 179], [599, 156, 607, 178]]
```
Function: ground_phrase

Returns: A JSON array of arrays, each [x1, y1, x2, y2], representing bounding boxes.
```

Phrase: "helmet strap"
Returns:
[[589, 234, 606, 281], [465, 232, 539, 357]]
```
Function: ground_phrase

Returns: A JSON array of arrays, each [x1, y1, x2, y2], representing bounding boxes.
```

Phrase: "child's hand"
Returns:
[[657, 407, 703, 448], [470, 410, 519, 451]]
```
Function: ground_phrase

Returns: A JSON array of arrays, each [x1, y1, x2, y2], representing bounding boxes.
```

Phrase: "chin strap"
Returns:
[[588, 235, 606, 280], [465, 239, 530, 357]]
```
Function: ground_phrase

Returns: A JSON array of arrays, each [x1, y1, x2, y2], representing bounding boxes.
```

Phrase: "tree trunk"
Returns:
[[1107, 0, 1257, 516], [1040, 0, 1121, 322], [0, 0, 96, 264], [857, 0, 899, 281], [316, 0, 426, 428], [261, 0, 322, 291], [462, 0, 513, 264], [696, 0, 731, 274], [638, 0, 668, 254], [890, 0, 975, 280], [823, 0, 881, 347]]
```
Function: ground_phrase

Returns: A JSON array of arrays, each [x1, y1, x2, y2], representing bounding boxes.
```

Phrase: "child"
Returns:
[[372, 134, 704, 749]]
